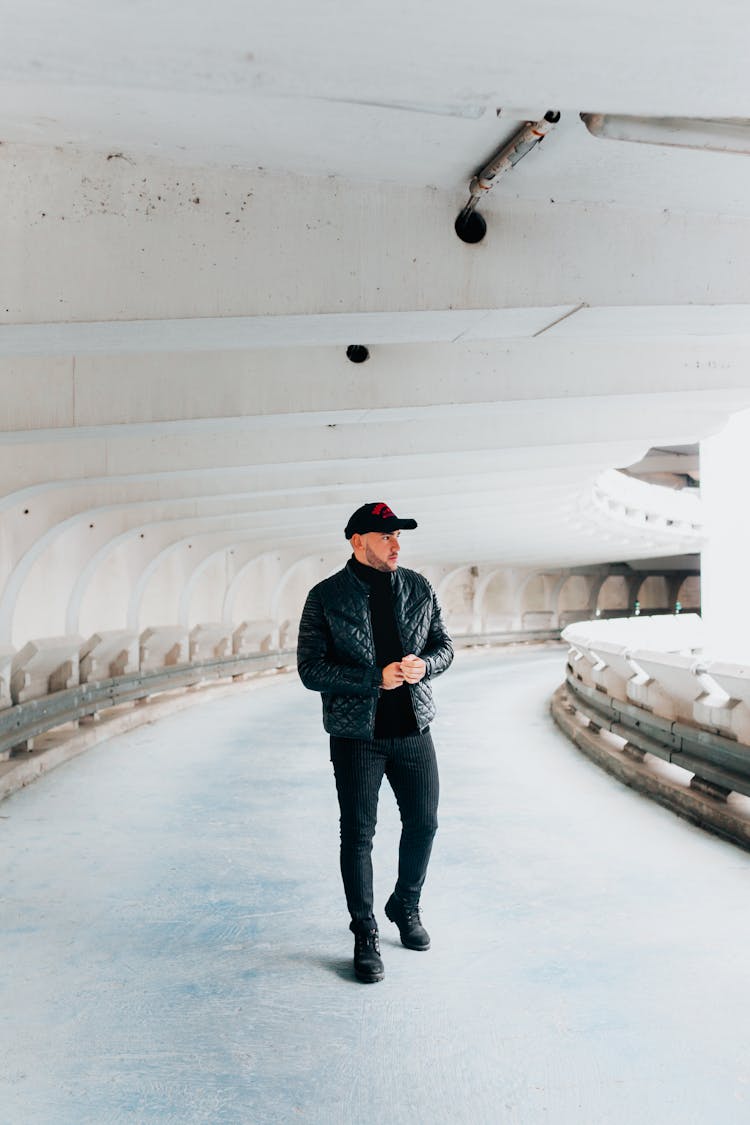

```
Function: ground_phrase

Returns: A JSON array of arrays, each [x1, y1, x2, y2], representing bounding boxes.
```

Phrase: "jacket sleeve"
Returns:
[[421, 590, 454, 680], [297, 586, 383, 696]]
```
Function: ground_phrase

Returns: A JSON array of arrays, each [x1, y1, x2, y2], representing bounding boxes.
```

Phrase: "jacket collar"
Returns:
[[345, 556, 400, 593]]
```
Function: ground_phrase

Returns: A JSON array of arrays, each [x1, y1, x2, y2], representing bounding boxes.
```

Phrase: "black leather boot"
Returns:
[[352, 924, 385, 983], [385, 893, 431, 950]]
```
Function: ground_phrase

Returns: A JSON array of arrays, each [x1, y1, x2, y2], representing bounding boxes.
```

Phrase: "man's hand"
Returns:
[[381, 661, 406, 690], [401, 654, 426, 684]]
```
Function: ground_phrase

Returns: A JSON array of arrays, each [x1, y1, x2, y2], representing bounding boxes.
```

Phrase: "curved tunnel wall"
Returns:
[[0, 454, 703, 723], [0, 492, 700, 692]]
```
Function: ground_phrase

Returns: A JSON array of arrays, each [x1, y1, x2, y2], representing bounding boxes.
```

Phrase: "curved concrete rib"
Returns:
[[3, 647, 750, 1124]]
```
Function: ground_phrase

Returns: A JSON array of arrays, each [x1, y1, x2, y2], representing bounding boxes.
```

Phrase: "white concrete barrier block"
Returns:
[[586, 640, 644, 703], [698, 662, 750, 743], [139, 627, 189, 672], [627, 650, 724, 722], [10, 636, 84, 703], [564, 644, 597, 688], [576, 653, 598, 689], [703, 662, 750, 710], [80, 631, 139, 682], [692, 696, 746, 742], [233, 620, 278, 655], [562, 626, 605, 687], [190, 623, 232, 661], [587, 640, 643, 681], [0, 646, 15, 710]]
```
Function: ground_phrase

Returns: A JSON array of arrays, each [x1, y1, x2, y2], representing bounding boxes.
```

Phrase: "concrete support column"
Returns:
[[701, 408, 750, 660]]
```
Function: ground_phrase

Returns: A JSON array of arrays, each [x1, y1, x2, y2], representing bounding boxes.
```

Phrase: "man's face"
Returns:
[[354, 530, 401, 572]]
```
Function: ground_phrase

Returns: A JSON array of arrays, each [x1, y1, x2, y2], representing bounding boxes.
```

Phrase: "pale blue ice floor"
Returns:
[[3, 646, 750, 1125]]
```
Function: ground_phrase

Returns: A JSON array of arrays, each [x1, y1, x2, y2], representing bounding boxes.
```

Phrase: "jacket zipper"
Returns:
[[390, 575, 416, 712], [365, 589, 379, 735]]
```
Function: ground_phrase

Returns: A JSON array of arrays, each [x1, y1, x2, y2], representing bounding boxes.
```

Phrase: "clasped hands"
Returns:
[[381, 654, 426, 690]]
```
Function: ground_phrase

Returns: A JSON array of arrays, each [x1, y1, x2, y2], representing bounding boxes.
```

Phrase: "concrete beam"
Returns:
[[3, 340, 750, 432], [5, 146, 750, 325]]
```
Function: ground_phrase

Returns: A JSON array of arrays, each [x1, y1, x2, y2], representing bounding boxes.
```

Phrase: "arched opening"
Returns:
[[557, 575, 593, 629], [676, 575, 701, 613], [520, 573, 556, 631], [273, 555, 337, 649], [596, 575, 631, 619], [636, 575, 670, 615], [481, 570, 517, 633], [438, 566, 477, 635], [184, 552, 229, 628], [226, 553, 285, 626]]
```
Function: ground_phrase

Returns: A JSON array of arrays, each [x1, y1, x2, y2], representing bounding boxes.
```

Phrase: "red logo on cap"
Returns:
[[371, 503, 395, 519]]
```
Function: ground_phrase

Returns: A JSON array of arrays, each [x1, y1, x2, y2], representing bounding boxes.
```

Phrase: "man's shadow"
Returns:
[[307, 955, 358, 982], [303, 934, 403, 981]]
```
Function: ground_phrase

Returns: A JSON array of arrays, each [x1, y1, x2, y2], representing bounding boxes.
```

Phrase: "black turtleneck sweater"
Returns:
[[348, 556, 418, 738]]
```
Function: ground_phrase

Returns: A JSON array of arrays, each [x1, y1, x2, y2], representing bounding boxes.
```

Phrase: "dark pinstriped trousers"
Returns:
[[329, 730, 439, 925]]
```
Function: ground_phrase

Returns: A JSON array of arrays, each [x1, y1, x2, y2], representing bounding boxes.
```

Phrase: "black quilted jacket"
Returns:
[[297, 561, 453, 738]]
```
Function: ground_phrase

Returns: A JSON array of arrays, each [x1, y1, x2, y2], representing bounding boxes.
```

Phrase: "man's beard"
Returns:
[[365, 543, 395, 572]]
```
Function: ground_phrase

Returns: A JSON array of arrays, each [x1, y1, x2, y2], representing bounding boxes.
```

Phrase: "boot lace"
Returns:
[[355, 930, 380, 953]]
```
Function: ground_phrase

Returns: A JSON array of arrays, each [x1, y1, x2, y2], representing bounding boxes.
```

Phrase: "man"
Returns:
[[297, 501, 453, 983]]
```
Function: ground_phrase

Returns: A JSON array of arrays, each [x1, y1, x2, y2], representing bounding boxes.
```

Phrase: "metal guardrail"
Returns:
[[1, 650, 296, 758], [455, 629, 561, 647], [1, 632, 563, 760], [565, 665, 750, 799]]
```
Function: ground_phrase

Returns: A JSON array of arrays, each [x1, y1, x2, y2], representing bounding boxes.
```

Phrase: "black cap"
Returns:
[[345, 502, 418, 540]]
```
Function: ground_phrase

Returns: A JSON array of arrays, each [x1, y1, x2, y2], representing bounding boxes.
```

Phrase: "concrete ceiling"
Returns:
[[3, 0, 750, 207], [3, 0, 750, 623]]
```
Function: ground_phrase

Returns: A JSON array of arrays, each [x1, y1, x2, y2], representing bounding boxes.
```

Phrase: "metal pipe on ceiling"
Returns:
[[580, 112, 750, 154], [455, 110, 560, 243]]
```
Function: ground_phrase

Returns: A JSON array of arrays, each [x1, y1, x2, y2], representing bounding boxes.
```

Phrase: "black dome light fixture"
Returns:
[[454, 210, 487, 244], [346, 345, 370, 364]]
